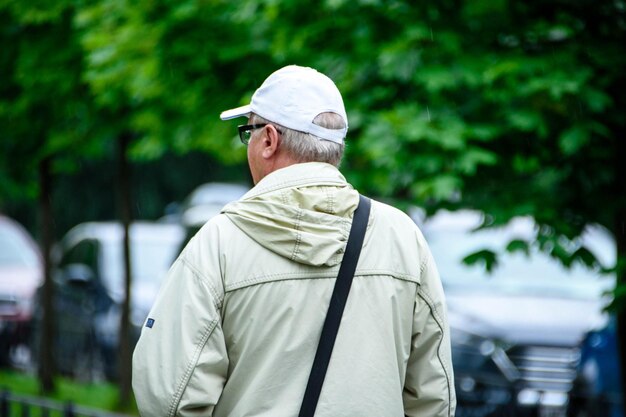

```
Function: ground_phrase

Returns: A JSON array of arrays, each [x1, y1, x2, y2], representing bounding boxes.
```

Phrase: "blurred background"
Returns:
[[0, 0, 624, 416]]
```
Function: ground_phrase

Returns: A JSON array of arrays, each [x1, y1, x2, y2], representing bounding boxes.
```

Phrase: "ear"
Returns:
[[261, 125, 281, 159]]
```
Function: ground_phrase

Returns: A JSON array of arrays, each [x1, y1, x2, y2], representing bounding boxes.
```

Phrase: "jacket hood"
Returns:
[[222, 162, 359, 267]]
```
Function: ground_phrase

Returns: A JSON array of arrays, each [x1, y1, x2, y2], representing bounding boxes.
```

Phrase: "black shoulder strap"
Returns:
[[298, 194, 372, 417]]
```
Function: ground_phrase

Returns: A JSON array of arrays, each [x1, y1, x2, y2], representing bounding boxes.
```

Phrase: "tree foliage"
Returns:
[[2, 0, 624, 237], [0, 0, 92, 202]]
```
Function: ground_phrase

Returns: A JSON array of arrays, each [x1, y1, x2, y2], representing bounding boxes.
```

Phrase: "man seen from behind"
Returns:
[[132, 65, 456, 417]]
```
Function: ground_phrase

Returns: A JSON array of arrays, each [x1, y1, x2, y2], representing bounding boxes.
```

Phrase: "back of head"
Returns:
[[221, 65, 348, 166], [250, 112, 345, 166]]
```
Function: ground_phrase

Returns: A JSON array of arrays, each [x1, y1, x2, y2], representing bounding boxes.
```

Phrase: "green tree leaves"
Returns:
[[2, 0, 624, 294]]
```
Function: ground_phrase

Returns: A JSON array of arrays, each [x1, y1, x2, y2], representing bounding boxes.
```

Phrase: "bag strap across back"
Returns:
[[298, 194, 371, 417]]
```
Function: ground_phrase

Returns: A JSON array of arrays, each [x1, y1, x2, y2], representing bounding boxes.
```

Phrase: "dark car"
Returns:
[[33, 221, 185, 381], [568, 316, 623, 417], [418, 210, 615, 417], [0, 215, 42, 368]]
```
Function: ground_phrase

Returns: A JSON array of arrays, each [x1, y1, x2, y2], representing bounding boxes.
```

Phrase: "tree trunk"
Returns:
[[117, 133, 133, 406], [615, 120, 626, 415], [37, 157, 55, 393], [616, 226, 626, 416]]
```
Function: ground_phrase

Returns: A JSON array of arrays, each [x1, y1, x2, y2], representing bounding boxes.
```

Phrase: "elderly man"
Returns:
[[132, 65, 455, 417]]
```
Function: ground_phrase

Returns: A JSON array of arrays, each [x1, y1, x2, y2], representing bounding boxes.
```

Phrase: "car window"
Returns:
[[100, 238, 181, 293], [0, 223, 39, 267], [60, 239, 99, 271], [423, 212, 615, 300]]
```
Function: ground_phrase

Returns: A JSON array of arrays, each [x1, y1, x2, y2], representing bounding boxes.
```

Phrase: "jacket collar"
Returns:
[[243, 162, 350, 200]]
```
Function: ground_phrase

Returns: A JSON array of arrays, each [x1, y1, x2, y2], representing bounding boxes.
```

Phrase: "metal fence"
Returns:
[[0, 390, 133, 417]]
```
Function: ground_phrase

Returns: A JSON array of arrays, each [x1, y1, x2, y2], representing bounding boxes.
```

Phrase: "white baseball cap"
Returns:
[[220, 65, 348, 144]]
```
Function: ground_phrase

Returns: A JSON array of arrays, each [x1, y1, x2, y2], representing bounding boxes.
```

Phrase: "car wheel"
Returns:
[[72, 328, 106, 382], [0, 332, 10, 367]]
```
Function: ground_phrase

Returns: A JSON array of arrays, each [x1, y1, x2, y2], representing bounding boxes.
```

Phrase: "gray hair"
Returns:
[[251, 112, 346, 167]]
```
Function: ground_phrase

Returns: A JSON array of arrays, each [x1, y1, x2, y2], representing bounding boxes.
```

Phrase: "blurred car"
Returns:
[[162, 182, 249, 246], [418, 210, 615, 417], [33, 221, 184, 381], [0, 215, 43, 367], [180, 182, 249, 227], [568, 316, 623, 417]]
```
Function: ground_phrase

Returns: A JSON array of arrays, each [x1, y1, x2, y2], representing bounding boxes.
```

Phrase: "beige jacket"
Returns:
[[132, 162, 455, 417]]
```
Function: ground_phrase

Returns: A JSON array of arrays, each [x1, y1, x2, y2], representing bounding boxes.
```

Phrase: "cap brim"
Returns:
[[220, 105, 251, 120]]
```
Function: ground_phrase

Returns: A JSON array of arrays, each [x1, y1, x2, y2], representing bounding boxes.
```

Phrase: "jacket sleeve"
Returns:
[[132, 233, 228, 417], [403, 242, 456, 417]]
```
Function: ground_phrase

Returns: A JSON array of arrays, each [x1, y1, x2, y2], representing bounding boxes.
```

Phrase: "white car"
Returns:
[[417, 209, 615, 417], [34, 221, 185, 381]]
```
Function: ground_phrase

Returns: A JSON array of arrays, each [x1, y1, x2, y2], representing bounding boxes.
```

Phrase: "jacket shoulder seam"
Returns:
[[180, 256, 223, 310], [419, 259, 426, 274], [416, 288, 454, 416], [167, 317, 220, 416], [225, 269, 420, 292]]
